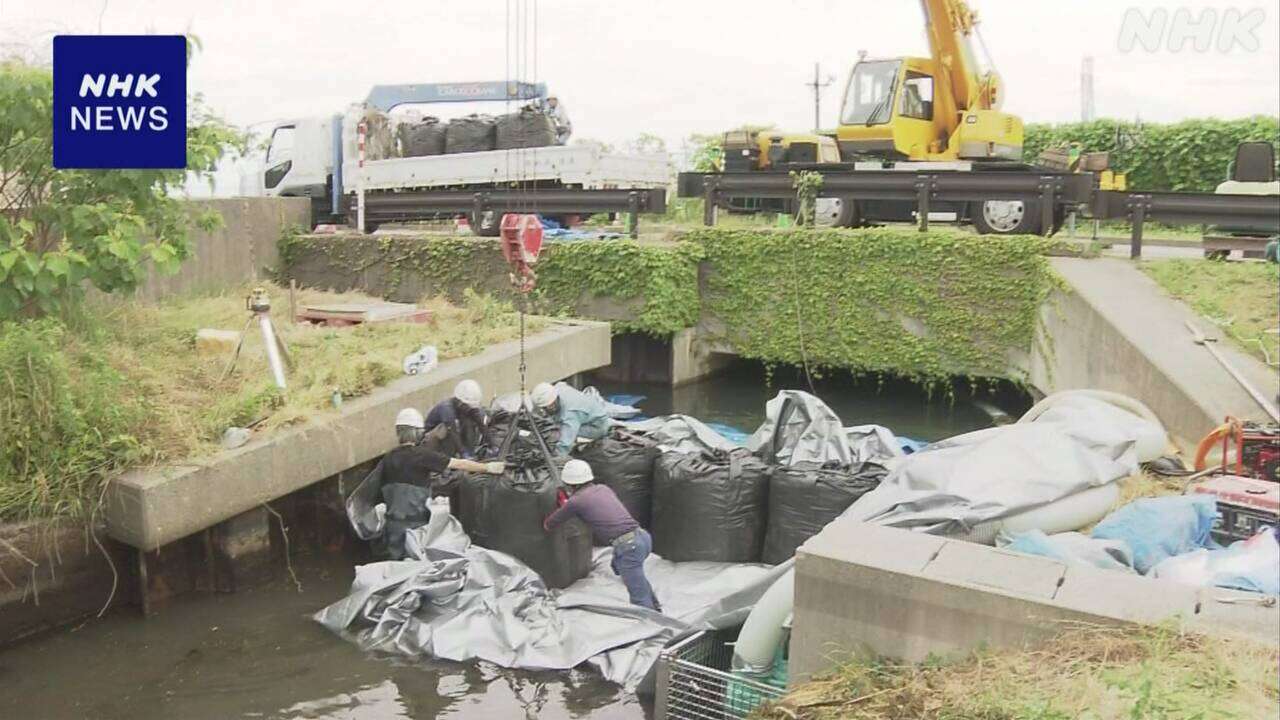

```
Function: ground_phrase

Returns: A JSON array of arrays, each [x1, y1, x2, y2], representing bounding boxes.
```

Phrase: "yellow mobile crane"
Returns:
[[836, 0, 1021, 162]]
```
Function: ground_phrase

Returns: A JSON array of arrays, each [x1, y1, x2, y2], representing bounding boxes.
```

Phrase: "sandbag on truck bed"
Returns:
[[495, 107, 557, 150], [444, 114, 496, 154], [652, 449, 770, 563], [762, 461, 887, 564], [398, 117, 446, 157], [573, 429, 661, 530]]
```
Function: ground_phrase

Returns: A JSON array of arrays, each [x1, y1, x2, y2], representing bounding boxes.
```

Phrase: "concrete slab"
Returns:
[[1032, 258, 1279, 448], [791, 519, 1280, 683], [105, 320, 611, 551]]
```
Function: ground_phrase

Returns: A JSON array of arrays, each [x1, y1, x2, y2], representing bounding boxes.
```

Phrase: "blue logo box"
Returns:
[[53, 35, 187, 169]]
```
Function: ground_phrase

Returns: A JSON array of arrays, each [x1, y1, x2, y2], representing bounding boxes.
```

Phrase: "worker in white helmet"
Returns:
[[425, 379, 487, 458], [387, 407, 505, 487], [544, 459, 660, 610], [531, 381, 611, 455]]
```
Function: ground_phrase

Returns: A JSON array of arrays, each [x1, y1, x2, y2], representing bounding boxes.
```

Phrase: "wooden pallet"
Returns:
[[296, 302, 434, 327]]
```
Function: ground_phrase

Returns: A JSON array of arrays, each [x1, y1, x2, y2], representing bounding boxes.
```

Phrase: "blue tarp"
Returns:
[[1091, 495, 1219, 574]]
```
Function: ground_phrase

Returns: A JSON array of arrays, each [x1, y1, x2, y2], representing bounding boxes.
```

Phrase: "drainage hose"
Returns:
[[731, 568, 794, 676], [1018, 389, 1167, 462], [951, 481, 1122, 545]]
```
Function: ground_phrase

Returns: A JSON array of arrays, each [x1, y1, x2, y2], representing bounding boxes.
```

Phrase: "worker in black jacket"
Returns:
[[424, 379, 487, 459]]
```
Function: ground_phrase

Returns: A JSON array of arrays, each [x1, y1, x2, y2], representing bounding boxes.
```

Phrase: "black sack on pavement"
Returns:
[[761, 461, 887, 564], [444, 114, 497, 154], [398, 117, 446, 157], [495, 107, 557, 150], [456, 462, 591, 589], [573, 429, 661, 530], [651, 449, 771, 563]]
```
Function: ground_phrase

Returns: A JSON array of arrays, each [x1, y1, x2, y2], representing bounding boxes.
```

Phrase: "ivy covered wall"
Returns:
[[281, 228, 1058, 383], [686, 228, 1055, 383]]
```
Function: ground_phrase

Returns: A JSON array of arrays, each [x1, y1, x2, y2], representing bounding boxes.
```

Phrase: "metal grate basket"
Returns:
[[653, 629, 786, 720]]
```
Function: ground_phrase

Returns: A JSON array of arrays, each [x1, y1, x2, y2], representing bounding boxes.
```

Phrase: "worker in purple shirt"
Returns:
[[543, 459, 661, 611]]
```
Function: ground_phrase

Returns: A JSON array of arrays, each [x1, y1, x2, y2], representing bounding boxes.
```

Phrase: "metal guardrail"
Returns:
[[345, 187, 667, 237], [678, 169, 1280, 255], [653, 630, 785, 720]]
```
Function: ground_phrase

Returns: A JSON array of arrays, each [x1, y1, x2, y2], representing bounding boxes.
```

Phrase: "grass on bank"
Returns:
[[1141, 259, 1280, 366], [0, 285, 537, 522], [760, 624, 1279, 720]]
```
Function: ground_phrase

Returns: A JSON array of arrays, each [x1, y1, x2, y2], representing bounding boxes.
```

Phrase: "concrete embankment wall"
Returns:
[[133, 197, 310, 301], [790, 522, 1280, 684], [1030, 258, 1278, 449]]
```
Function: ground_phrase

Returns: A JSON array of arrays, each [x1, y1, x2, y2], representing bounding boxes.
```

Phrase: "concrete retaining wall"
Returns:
[[105, 319, 611, 551], [132, 197, 310, 301], [1030, 258, 1279, 449], [791, 521, 1279, 683]]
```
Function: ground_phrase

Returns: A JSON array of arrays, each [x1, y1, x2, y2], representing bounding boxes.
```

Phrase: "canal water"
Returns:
[[0, 365, 1028, 720]]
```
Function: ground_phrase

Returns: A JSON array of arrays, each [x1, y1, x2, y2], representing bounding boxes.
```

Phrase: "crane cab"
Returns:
[[835, 57, 1022, 163]]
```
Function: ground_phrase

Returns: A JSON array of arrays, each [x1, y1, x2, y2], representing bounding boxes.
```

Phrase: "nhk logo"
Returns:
[[53, 35, 186, 169]]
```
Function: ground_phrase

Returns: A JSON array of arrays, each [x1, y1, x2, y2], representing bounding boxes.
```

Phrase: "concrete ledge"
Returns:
[[1032, 258, 1279, 448], [791, 520, 1279, 683], [105, 320, 611, 551]]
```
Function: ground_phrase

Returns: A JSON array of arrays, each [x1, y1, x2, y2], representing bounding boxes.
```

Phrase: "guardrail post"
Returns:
[[471, 192, 485, 231], [1129, 197, 1148, 259], [627, 191, 640, 239], [915, 176, 932, 232], [702, 179, 719, 227], [1039, 179, 1056, 237]]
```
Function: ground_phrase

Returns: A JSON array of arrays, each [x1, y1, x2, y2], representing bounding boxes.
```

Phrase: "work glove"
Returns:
[[556, 489, 569, 508], [484, 461, 506, 475]]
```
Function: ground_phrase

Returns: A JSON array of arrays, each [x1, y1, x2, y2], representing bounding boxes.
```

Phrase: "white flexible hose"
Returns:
[[1018, 389, 1168, 462], [731, 568, 794, 675], [953, 481, 1122, 545]]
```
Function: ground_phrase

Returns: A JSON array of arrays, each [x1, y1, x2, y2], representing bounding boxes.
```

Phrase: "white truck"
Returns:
[[261, 82, 669, 235]]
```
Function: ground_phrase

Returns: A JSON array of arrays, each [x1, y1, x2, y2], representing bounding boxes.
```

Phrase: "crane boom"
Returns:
[[920, 0, 999, 110]]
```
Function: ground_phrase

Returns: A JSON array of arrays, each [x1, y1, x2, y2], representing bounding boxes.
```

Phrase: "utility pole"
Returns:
[[1081, 55, 1096, 122], [806, 62, 836, 131]]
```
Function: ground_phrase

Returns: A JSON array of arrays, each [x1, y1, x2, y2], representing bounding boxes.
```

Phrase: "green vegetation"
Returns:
[[1024, 117, 1280, 192], [279, 232, 704, 336], [282, 227, 1059, 385], [0, 286, 534, 522], [0, 57, 242, 319], [686, 227, 1057, 385], [537, 241, 703, 335], [1142, 259, 1279, 366], [760, 624, 1279, 720]]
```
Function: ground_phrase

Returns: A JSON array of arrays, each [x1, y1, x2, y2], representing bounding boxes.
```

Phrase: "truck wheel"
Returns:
[[835, 197, 862, 228], [973, 199, 1042, 235], [471, 210, 502, 237]]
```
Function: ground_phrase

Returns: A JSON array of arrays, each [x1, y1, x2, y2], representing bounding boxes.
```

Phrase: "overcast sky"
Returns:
[[4, 0, 1278, 153]]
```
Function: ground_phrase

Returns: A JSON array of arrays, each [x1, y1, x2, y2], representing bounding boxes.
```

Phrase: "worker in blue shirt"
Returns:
[[424, 379, 487, 458], [531, 382, 611, 454]]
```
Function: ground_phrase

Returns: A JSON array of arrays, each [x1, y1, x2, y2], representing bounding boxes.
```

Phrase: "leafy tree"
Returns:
[[0, 56, 242, 318]]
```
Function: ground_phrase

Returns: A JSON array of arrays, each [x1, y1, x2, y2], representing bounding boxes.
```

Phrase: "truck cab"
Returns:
[[262, 114, 343, 222]]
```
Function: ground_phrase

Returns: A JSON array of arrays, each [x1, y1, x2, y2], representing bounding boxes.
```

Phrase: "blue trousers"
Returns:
[[611, 529, 660, 611]]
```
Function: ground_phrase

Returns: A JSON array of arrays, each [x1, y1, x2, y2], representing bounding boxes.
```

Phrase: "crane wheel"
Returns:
[[973, 199, 1042, 235]]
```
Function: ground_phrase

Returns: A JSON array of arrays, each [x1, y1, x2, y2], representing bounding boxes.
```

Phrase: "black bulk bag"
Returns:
[[444, 115, 497, 154], [761, 461, 887, 565], [651, 449, 770, 563], [573, 428, 660, 530], [495, 107, 557, 150], [459, 407, 590, 589], [398, 117, 446, 157], [482, 407, 561, 462]]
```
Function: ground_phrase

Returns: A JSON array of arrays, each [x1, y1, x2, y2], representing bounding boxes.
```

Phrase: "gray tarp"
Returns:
[[747, 390, 901, 466], [315, 512, 789, 689], [622, 414, 739, 454], [838, 396, 1143, 535]]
